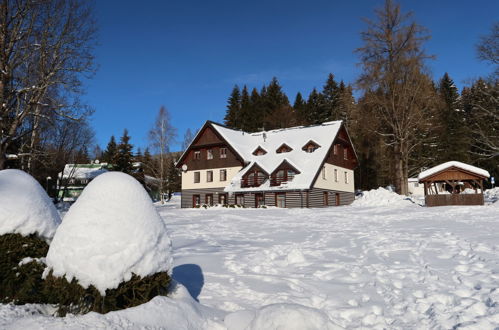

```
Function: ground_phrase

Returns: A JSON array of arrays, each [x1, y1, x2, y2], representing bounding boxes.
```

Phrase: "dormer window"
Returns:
[[270, 160, 300, 186], [252, 146, 267, 156], [276, 143, 292, 154], [302, 140, 321, 153], [241, 164, 268, 188]]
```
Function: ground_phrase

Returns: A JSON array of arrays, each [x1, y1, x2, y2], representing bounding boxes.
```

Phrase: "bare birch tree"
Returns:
[[148, 106, 176, 204], [355, 0, 438, 195], [0, 0, 96, 169]]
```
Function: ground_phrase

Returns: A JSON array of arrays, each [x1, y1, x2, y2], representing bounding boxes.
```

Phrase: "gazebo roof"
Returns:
[[418, 161, 490, 182]]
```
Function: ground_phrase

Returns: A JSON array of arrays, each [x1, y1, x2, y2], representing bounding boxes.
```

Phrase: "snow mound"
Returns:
[[45, 172, 173, 295], [484, 187, 499, 204], [225, 303, 337, 330], [0, 169, 60, 240], [352, 187, 414, 207]]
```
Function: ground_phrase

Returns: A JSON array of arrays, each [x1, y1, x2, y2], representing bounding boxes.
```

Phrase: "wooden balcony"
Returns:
[[270, 175, 295, 186], [425, 194, 484, 207], [241, 176, 267, 188]]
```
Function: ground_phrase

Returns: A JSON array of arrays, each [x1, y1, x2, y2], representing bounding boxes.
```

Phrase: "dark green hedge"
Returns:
[[1, 233, 171, 315]]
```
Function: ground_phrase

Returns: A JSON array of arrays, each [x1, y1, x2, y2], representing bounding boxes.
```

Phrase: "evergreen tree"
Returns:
[[102, 136, 117, 164], [249, 88, 262, 132], [114, 129, 134, 174], [305, 88, 327, 125], [143, 148, 153, 176], [337, 81, 356, 125], [135, 148, 143, 163], [437, 73, 469, 163], [293, 92, 307, 125], [223, 85, 241, 128], [321, 73, 341, 120], [262, 77, 290, 130], [239, 86, 253, 132]]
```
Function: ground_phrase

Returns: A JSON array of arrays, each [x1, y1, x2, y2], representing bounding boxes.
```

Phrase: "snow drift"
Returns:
[[352, 187, 415, 207], [45, 172, 172, 294], [0, 169, 60, 240]]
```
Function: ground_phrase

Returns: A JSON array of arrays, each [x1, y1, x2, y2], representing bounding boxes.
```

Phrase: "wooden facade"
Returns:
[[419, 165, 488, 207], [177, 121, 358, 208], [181, 187, 354, 208]]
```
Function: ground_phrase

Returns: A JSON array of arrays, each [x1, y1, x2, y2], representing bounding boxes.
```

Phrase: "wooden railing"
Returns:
[[241, 177, 267, 188], [270, 175, 295, 186], [425, 194, 484, 207]]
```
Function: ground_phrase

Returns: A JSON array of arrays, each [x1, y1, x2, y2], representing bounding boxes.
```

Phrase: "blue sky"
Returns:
[[85, 0, 498, 152]]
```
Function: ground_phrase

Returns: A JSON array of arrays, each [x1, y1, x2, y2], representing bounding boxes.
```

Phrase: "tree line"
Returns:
[[222, 1, 498, 194]]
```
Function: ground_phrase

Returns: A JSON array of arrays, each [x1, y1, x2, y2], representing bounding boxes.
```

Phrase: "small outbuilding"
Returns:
[[418, 161, 490, 207]]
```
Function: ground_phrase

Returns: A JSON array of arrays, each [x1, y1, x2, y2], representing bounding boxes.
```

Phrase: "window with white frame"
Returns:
[[194, 171, 200, 183], [344, 171, 348, 184], [334, 144, 339, 155], [207, 149, 213, 160], [334, 169, 338, 182], [220, 147, 227, 159], [207, 170, 213, 182], [220, 169, 227, 181], [194, 151, 200, 160], [322, 166, 326, 179], [343, 148, 348, 160]]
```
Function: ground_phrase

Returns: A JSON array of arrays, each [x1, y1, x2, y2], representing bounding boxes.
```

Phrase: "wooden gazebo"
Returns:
[[418, 161, 490, 207]]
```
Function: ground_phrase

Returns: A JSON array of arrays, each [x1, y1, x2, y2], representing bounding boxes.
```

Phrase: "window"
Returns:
[[344, 171, 348, 184], [207, 149, 213, 160], [205, 194, 213, 206], [334, 169, 338, 182], [307, 146, 316, 153], [236, 194, 244, 206], [276, 144, 292, 153], [192, 195, 200, 207], [343, 148, 348, 160], [194, 151, 201, 160], [322, 166, 326, 179], [276, 193, 286, 208], [220, 169, 227, 181], [334, 144, 338, 155], [194, 172, 200, 183], [253, 147, 267, 156], [323, 192, 329, 206], [220, 147, 227, 159], [219, 194, 227, 205], [207, 170, 213, 182]]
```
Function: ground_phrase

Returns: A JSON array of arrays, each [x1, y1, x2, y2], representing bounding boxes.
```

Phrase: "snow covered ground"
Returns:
[[2, 192, 499, 329]]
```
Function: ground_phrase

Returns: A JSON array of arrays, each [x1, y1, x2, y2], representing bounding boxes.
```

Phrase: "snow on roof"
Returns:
[[418, 161, 490, 181], [0, 169, 61, 240], [45, 172, 172, 295], [59, 164, 108, 180], [211, 121, 343, 192]]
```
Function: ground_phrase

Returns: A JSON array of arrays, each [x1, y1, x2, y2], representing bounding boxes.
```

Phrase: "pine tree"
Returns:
[[293, 92, 307, 125], [249, 88, 262, 132], [321, 73, 341, 120], [262, 77, 290, 130], [337, 81, 356, 125], [114, 129, 134, 174], [102, 136, 117, 164], [143, 148, 153, 176], [437, 73, 469, 163], [239, 86, 252, 132], [305, 88, 327, 125], [224, 85, 241, 128]]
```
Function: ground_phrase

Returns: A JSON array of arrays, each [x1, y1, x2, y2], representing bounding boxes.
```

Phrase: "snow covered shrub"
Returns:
[[0, 169, 61, 305], [0, 234, 49, 304], [44, 172, 173, 315]]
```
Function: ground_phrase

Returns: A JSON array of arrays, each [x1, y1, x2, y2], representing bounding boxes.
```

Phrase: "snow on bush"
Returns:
[[0, 169, 60, 240], [225, 303, 337, 330], [45, 172, 172, 295], [485, 187, 499, 204], [352, 187, 415, 207]]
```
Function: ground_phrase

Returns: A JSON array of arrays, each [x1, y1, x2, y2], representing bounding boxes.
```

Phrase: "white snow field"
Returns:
[[45, 172, 173, 294], [0, 169, 60, 240], [1, 191, 499, 329]]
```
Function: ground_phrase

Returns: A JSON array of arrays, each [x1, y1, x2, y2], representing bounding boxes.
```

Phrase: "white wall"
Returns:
[[182, 166, 242, 190], [313, 163, 354, 192], [408, 179, 425, 196]]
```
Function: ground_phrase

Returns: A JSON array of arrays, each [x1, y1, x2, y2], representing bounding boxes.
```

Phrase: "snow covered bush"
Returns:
[[0, 169, 61, 305], [44, 172, 173, 315], [352, 187, 415, 207]]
